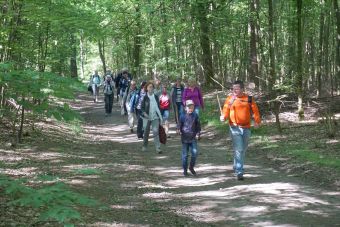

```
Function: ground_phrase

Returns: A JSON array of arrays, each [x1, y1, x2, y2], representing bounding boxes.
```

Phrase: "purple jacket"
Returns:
[[182, 87, 204, 108]]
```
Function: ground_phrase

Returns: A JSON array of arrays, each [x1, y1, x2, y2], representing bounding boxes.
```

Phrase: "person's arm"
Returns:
[[220, 96, 231, 121], [251, 98, 261, 127], [197, 87, 204, 109], [182, 88, 187, 105], [196, 114, 201, 134]]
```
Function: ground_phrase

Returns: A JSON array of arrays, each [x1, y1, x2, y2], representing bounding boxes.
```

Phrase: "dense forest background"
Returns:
[[0, 0, 339, 141]]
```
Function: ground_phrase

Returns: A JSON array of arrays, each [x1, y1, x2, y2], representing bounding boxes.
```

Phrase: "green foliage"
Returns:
[[251, 124, 340, 171], [200, 100, 228, 133], [0, 62, 83, 142], [320, 111, 337, 138], [0, 174, 98, 225]]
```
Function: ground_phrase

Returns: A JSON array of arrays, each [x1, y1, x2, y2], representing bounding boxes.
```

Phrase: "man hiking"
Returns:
[[220, 80, 261, 180]]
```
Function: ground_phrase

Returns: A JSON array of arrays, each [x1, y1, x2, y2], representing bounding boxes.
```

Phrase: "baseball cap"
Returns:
[[185, 100, 194, 106]]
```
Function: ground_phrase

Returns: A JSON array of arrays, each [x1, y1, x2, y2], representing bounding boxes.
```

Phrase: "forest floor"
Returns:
[[1, 92, 340, 226]]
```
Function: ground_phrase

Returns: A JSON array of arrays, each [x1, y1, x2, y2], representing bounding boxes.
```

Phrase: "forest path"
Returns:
[[67, 93, 340, 226]]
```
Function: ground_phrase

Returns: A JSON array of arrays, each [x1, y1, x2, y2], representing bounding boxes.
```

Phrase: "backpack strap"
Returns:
[[228, 96, 237, 108], [248, 95, 253, 115]]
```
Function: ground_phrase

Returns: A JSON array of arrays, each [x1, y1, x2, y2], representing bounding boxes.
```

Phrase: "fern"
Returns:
[[0, 174, 98, 225]]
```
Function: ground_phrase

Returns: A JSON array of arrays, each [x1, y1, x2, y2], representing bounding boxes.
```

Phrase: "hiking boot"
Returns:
[[237, 174, 244, 181], [183, 169, 188, 176], [189, 167, 196, 176]]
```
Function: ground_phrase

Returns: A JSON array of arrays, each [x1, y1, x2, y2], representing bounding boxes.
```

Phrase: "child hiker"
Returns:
[[177, 99, 201, 176]]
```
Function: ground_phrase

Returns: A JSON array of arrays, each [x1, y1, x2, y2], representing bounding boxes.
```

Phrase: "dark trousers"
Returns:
[[136, 109, 144, 138], [104, 94, 113, 113]]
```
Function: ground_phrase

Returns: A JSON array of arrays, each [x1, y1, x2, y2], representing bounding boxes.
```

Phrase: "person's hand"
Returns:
[[220, 115, 225, 122]]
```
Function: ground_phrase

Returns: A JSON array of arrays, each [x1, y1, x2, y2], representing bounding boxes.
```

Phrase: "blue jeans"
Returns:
[[160, 109, 170, 122], [136, 109, 144, 138], [230, 126, 251, 176], [181, 140, 198, 170]]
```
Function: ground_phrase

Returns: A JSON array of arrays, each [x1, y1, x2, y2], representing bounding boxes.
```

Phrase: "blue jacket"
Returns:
[[178, 112, 201, 143]]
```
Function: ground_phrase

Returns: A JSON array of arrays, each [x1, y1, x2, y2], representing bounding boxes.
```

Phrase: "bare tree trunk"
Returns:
[[249, 0, 260, 88], [296, 0, 304, 120], [18, 98, 25, 143], [268, 0, 282, 133], [161, 1, 170, 72], [80, 30, 85, 79], [317, 0, 325, 97], [132, 4, 141, 77], [70, 34, 78, 78], [195, 1, 214, 86], [98, 39, 106, 74], [334, 0, 340, 95]]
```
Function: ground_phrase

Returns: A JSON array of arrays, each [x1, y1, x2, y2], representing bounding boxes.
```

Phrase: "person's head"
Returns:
[[175, 77, 181, 86], [130, 80, 136, 90], [145, 81, 155, 94], [106, 75, 112, 82], [161, 84, 167, 94], [140, 81, 147, 89], [232, 80, 244, 97], [185, 100, 195, 114], [188, 78, 196, 88], [154, 79, 161, 87]]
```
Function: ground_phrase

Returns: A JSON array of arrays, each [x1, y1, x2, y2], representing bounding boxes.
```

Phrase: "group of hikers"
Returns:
[[88, 69, 261, 180]]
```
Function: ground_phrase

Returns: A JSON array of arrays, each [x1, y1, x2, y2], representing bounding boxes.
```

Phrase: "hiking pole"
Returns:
[[217, 93, 223, 115]]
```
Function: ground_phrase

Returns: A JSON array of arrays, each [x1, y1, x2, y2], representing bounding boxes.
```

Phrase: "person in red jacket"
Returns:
[[159, 84, 171, 137], [220, 80, 261, 180]]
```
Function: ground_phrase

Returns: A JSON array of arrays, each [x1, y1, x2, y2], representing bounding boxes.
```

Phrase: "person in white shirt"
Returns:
[[141, 81, 163, 153]]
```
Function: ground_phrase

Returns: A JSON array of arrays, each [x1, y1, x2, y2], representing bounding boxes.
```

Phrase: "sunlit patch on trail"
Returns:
[[110, 204, 136, 210], [1, 167, 39, 177]]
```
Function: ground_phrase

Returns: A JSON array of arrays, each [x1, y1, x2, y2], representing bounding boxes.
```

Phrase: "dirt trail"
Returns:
[[61, 93, 339, 227], [3, 93, 338, 226]]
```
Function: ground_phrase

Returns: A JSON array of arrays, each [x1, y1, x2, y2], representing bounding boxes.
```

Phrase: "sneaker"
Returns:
[[237, 174, 244, 180], [130, 128, 134, 133], [189, 167, 196, 176], [156, 148, 162, 154], [142, 146, 147, 152]]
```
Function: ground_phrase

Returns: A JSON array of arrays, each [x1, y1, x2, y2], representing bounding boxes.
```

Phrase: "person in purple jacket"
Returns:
[[182, 78, 204, 116]]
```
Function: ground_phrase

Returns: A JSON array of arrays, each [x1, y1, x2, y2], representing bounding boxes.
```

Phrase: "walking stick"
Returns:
[[217, 93, 223, 115]]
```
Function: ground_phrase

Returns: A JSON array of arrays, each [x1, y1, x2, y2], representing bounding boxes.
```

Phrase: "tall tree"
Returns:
[[195, 0, 214, 85], [296, 0, 304, 120], [268, 0, 282, 133], [249, 0, 260, 88], [334, 0, 340, 95]]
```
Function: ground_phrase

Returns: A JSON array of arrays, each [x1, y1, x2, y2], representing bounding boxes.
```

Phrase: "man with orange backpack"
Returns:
[[220, 80, 261, 180]]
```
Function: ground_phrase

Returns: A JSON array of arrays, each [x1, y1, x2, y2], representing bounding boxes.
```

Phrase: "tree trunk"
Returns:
[[132, 4, 141, 77], [70, 34, 78, 78], [268, 0, 282, 133], [334, 0, 340, 95], [161, 1, 170, 72], [195, 1, 214, 86], [80, 30, 85, 79], [249, 0, 260, 88], [296, 0, 304, 120], [98, 39, 106, 75], [18, 98, 25, 143], [317, 0, 325, 97]]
